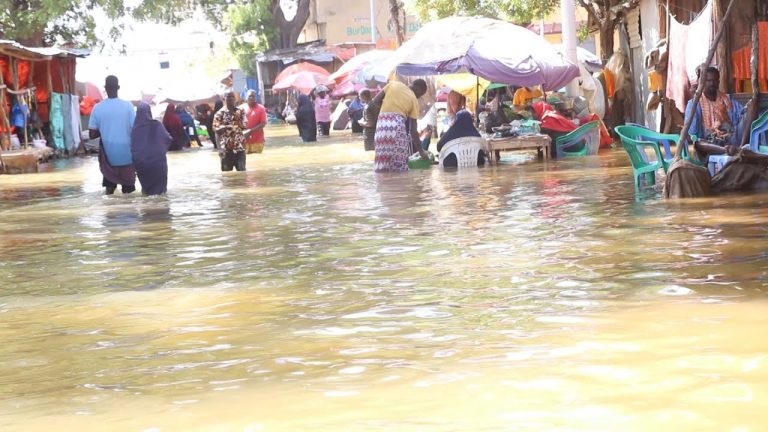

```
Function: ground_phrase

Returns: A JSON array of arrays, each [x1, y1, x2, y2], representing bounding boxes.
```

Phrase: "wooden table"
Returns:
[[486, 134, 551, 165]]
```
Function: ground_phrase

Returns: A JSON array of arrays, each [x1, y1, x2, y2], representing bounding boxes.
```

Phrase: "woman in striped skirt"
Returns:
[[371, 79, 429, 172]]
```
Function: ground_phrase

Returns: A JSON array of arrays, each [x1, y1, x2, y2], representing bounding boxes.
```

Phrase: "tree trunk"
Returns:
[[388, 0, 405, 47], [272, 0, 312, 49], [17, 31, 45, 47], [599, 21, 614, 62]]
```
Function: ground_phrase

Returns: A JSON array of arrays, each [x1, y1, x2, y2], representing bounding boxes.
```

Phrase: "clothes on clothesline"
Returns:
[[49, 92, 82, 152], [731, 21, 768, 92], [69, 95, 82, 151], [50, 93, 64, 150], [665, 0, 714, 114], [62, 94, 73, 151]]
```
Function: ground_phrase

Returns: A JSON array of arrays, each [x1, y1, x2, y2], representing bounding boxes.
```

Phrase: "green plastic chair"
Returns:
[[555, 121, 600, 158], [749, 109, 768, 154], [615, 125, 666, 191], [615, 124, 692, 172]]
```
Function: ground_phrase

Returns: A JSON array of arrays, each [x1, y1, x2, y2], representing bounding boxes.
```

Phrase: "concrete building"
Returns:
[[298, 0, 421, 50]]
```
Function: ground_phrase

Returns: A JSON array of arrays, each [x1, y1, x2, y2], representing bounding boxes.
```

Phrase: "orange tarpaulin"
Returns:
[[0, 57, 30, 89], [731, 21, 768, 92]]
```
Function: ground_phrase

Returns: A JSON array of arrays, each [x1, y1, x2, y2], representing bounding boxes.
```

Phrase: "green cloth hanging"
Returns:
[[50, 92, 64, 150]]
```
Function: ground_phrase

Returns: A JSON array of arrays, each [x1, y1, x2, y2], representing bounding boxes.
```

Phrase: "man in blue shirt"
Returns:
[[89, 75, 136, 194]]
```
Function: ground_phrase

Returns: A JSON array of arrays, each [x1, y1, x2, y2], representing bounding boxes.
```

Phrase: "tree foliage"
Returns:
[[0, 0, 128, 46], [406, 0, 560, 26], [0, 0, 311, 74], [225, 1, 278, 75]]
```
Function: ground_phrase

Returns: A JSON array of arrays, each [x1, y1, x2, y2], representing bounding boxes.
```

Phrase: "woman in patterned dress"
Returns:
[[371, 79, 429, 172]]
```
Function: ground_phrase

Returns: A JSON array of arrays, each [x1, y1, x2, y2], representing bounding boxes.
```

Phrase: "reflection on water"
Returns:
[[2, 127, 768, 430]]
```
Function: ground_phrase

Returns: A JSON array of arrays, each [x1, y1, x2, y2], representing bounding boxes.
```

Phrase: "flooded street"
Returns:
[[2, 125, 768, 431]]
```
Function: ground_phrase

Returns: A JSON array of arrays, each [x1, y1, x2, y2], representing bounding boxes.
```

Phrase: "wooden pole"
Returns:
[[740, 9, 761, 147], [8, 57, 27, 148], [714, 0, 730, 94], [750, 5, 759, 103], [675, 0, 737, 158], [11, 57, 18, 91], [46, 60, 52, 95], [0, 59, 11, 153], [0, 84, 7, 171]]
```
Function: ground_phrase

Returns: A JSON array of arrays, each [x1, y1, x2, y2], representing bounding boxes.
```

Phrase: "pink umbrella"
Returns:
[[274, 62, 330, 84], [273, 71, 331, 95], [330, 78, 366, 97], [329, 49, 393, 86]]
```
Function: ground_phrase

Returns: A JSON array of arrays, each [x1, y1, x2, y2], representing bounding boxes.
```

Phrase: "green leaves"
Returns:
[[406, 0, 560, 26], [225, 1, 277, 74], [0, 0, 279, 75]]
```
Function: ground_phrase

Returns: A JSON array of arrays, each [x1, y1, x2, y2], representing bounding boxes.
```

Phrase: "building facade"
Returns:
[[298, 0, 421, 49]]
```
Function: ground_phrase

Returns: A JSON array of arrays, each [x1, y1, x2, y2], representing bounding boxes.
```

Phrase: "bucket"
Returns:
[[10, 135, 21, 150], [407, 151, 434, 169], [32, 139, 47, 149]]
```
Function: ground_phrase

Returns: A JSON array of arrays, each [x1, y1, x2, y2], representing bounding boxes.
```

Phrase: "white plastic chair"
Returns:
[[438, 136, 489, 168]]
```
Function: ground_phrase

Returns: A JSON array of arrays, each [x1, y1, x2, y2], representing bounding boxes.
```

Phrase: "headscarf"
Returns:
[[447, 91, 466, 118], [297, 94, 313, 115], [132, 102, 170, 163], [163, 103, 182, 131], [436, 109, 481, 151], [131, 103, 170, 195], [296, 94, 317, 142]]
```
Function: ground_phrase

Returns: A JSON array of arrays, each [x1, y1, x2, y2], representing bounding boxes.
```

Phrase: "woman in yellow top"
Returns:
[[370, 79, 429, 172], [512, 86, 543, 106]]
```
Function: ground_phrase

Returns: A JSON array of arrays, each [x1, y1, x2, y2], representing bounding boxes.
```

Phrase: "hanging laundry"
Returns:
[[685, 1, 713, 83], [666, 17, 690, 113], [61, 94, 74, 152], [731, 22, 768, 92], [11, 100, 26, 128], [602, 69, 616, 99], [50, 93, 64, 150], [70, 95, 82, 149], [666, 0, 714, 113]]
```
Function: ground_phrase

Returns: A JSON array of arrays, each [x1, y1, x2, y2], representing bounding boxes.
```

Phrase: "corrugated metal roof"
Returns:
[[0, 40, 89, 60]]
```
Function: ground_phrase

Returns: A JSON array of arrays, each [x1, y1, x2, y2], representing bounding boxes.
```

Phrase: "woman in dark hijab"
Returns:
[[295, 94, 317, 142], [436, 109, 484, 167], [132, 103, 170, 195], [163, 103, 188, 150]]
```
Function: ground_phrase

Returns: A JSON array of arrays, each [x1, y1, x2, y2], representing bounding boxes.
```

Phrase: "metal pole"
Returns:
[[370, 0, 377, 44], [475, 76, 480, 126], [560, 0, 579, 96], [255, 61, 265, 106]]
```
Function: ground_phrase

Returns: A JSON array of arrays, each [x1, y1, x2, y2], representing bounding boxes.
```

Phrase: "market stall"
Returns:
[[0, 40, 87, 162]]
